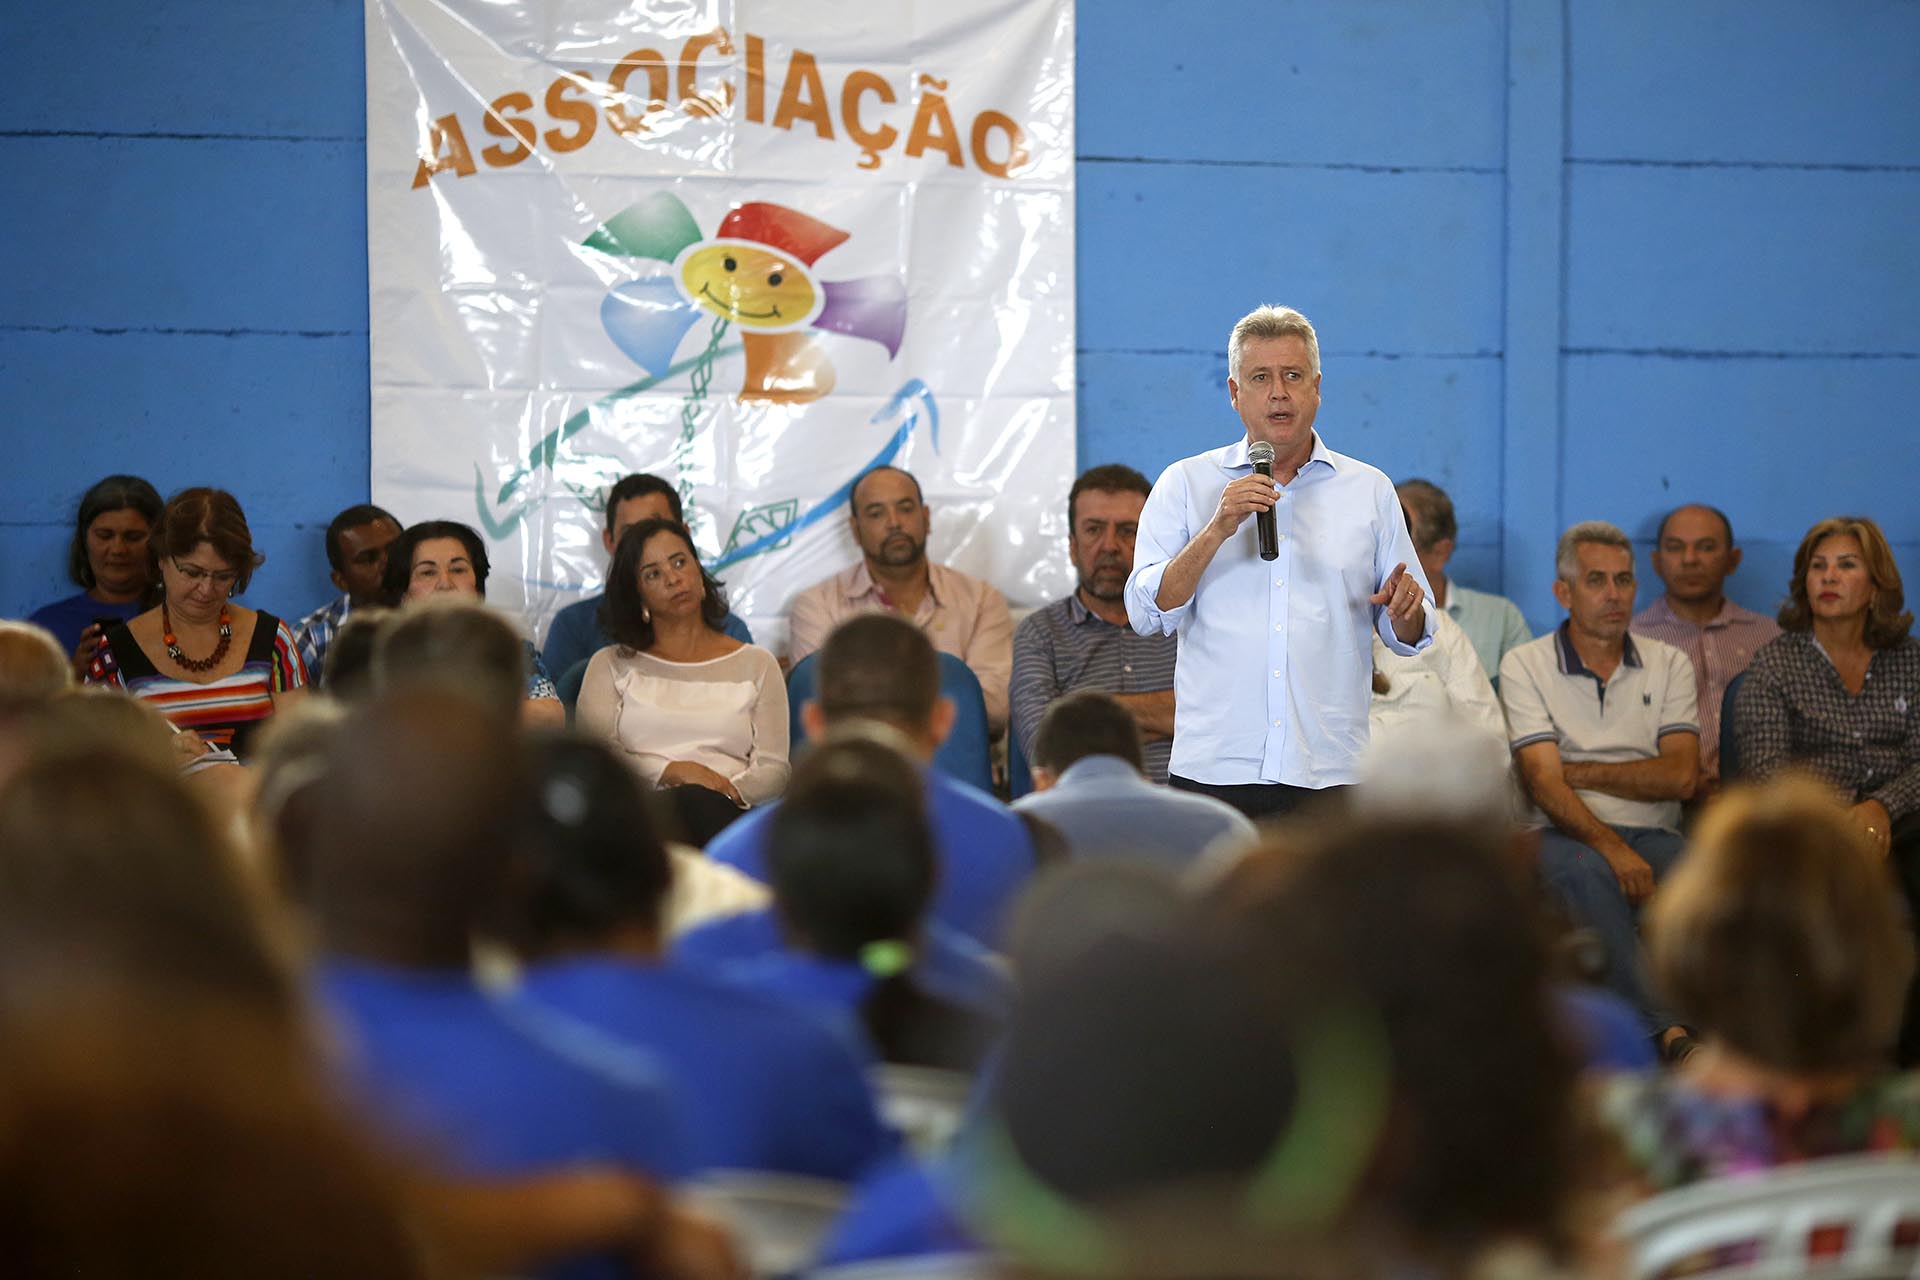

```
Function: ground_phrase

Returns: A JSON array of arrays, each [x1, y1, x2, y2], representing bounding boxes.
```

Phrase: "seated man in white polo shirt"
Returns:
[[1500, 521, 1699, 1056]]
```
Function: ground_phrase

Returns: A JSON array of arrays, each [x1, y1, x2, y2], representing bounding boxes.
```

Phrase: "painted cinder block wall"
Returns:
[[3, 0, 1916, 635]]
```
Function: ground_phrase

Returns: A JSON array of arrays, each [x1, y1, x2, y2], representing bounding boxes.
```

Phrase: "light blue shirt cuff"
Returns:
[[1375, 600, 1438, 657], [1126, 560, 1189, 637]]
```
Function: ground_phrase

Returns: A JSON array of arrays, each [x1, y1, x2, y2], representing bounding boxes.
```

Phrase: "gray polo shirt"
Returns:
[[1499, 623, 1698, 832], [1013, 755, 1255, 867]]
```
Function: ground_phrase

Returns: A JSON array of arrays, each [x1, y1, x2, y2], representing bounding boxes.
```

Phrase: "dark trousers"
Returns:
[[1891, 814, 1920, 1066], [662, 783, 748, 848], [1167, 775, 1350, 822]]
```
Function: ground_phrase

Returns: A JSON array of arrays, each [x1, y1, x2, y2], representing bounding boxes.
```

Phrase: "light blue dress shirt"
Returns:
[[1126, 432, 1436, 788]]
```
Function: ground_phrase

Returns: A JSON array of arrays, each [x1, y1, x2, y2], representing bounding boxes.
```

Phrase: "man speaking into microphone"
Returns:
[[1126, 304, 1437, 819]]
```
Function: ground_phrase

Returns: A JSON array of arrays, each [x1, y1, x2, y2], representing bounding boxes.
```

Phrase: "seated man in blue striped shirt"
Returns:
[[1012, 464, 1178, 783]]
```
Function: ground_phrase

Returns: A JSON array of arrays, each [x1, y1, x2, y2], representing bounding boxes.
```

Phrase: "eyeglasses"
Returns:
[[171, 558, 240, 590]]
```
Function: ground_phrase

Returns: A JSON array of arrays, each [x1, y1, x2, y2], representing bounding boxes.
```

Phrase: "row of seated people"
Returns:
[[17, 474, 1919, 1071], [1, 594, 1917, 1279]]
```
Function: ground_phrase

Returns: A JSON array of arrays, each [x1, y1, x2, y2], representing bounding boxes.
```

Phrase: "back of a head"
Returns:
[[0, 998, 421, 1280], [1031, 691, 1144, 776], [321, 607, 393, 700], [0, 623, 72, 711], [306, 689, 522, 967], [20, 689, 177, 779], [815, 614, 940, 732], [248, 700, 352, 908], [0, 744, 295, 1022], [1651, 777, 1913, 1075], [499, 732, 673, 956], [1207, 819, 1573, 1264], [984, 927, 1305, 1278], [766, 731, 934, 957], [374, 599, 526, 719]]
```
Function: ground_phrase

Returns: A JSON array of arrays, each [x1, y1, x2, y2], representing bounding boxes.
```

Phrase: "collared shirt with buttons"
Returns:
[[786, 559, 1013, 734], [1735, 632, 1920, 821], [1126, 431, 1436, 789], [1632, 594, 1778, 779], [1500, 623, 1699, 832], [1011, 593, 1179, 782]]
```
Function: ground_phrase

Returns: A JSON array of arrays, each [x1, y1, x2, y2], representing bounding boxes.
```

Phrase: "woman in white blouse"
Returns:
[[576, 518, 790, 844]]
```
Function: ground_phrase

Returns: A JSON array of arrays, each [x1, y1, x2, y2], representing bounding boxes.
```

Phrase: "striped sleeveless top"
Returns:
[[87, 612, 308, 758]]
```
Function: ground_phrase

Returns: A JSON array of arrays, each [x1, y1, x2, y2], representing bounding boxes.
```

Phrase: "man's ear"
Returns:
[[800, 700, 828, 741], [927, 695, 957, 749], [329, 568, 350, 595], [1552, 578, 1573, 611], [1726, 545, 1743, 576], [1435, 536, 1456, 563], [601, 527, 617, 558]]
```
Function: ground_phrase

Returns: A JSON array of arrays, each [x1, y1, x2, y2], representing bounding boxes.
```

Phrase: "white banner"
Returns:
[[366, 0, 1076, 650]]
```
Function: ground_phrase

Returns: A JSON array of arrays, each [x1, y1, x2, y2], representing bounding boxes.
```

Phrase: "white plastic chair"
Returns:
[[682, 1170, 850, 1278], [870, 1064, 973, 1156], [809, 1252, 995, 1280], [1612, 1153, 1920, 1279]]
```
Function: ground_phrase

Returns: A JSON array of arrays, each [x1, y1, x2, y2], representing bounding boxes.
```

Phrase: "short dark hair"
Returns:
[[381, 521, 490, 605], [323, 505, 399, 573], [848, 466, 923, 515], [600, 519, 729, 650], [767, 734, 934, 958], [604, 474, 683, 532], [1066, 464, 1151, 529], [152, 488, 265, 595], [375, 600, 528, 720], [319, 607, 392, 700], [67, 476, 164, 590], [1031, 692, 1144, 775], [1654, 503, 1735, 547], [815, 614, 940, 729], [499, 732, 673, 954], [1395, 479, 1457, 550]]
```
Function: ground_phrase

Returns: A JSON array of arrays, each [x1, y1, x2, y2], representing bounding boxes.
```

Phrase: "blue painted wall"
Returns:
[[4, 0, 1917, 634]]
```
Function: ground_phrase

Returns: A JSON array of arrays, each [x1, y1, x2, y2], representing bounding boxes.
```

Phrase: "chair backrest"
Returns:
[[870, 1063, 974, 1157], [785, 651, 993, 793], [1718, 670, 1748, 782], [555, 657, 590, 720], [681, 1170, 849, 1279], [1612, 1153, 1920, 1279], [1006, 725, 1034, 800], [811, 1254, 995, 1280]]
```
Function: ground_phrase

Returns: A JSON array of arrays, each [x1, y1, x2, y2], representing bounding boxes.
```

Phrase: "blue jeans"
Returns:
[[1535, 826, 1686, 1037]]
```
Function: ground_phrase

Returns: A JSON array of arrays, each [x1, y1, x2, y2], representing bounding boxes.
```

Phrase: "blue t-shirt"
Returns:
[[705, 771, 1035, 949], [542, 592, 753, 685], [514, 955, 894, 1180], [674, 908, 1013, 1019], [817, 1153, 981, 1266], [26, 591, 143, 656], [315, 960, 690, 1280]]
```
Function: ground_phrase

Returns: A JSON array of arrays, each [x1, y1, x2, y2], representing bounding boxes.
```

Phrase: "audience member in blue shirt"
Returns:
[[27, 474, 163, 673], [498, 732, 895, 1180], [1013, 691, 1256, 867], [673, 907, 1013, 1019], [707, 614, 1033, 948], [297, 691, 692, 1280], [542, 473, 752, 685], [714, 731, 1002, 1072]]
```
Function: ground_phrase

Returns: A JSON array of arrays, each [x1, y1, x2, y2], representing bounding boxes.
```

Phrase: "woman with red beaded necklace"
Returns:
[[85, 488, 309, 762]]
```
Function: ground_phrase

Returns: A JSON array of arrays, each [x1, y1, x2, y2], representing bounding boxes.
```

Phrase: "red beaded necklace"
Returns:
[[162, 601, 232, 672]]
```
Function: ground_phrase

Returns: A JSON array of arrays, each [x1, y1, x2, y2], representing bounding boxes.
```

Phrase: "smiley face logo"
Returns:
[[678, 240, 821, 331]]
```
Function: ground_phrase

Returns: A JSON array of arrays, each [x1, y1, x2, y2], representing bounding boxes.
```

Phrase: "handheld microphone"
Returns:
[[1248, 440, 1279, 561]]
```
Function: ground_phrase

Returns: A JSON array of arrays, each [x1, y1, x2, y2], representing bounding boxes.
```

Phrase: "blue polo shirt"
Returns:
[[314, 959, 690, 1280], [704, 770, 1034, 949], [673, 908, 1013, 1018], [513, 955, 894, 1180]]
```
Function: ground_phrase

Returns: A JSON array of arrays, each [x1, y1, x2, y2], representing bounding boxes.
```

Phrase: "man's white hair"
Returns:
[[1229, 305, 1320, 379], [1555, 520, 1633, 582]]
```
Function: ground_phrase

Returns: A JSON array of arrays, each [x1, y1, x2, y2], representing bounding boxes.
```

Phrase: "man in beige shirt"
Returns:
[[786, 466, 1013, 735]]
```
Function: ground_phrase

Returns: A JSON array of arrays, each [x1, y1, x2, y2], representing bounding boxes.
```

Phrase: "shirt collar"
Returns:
[[1646, 593, 1741, 631], [1554, 620, 1641, 676], [1055, 755, 1145, 788], [1219, 432, 1337, 476], [1064, 592, 1126, 626], [845, 560, 942, 608]]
